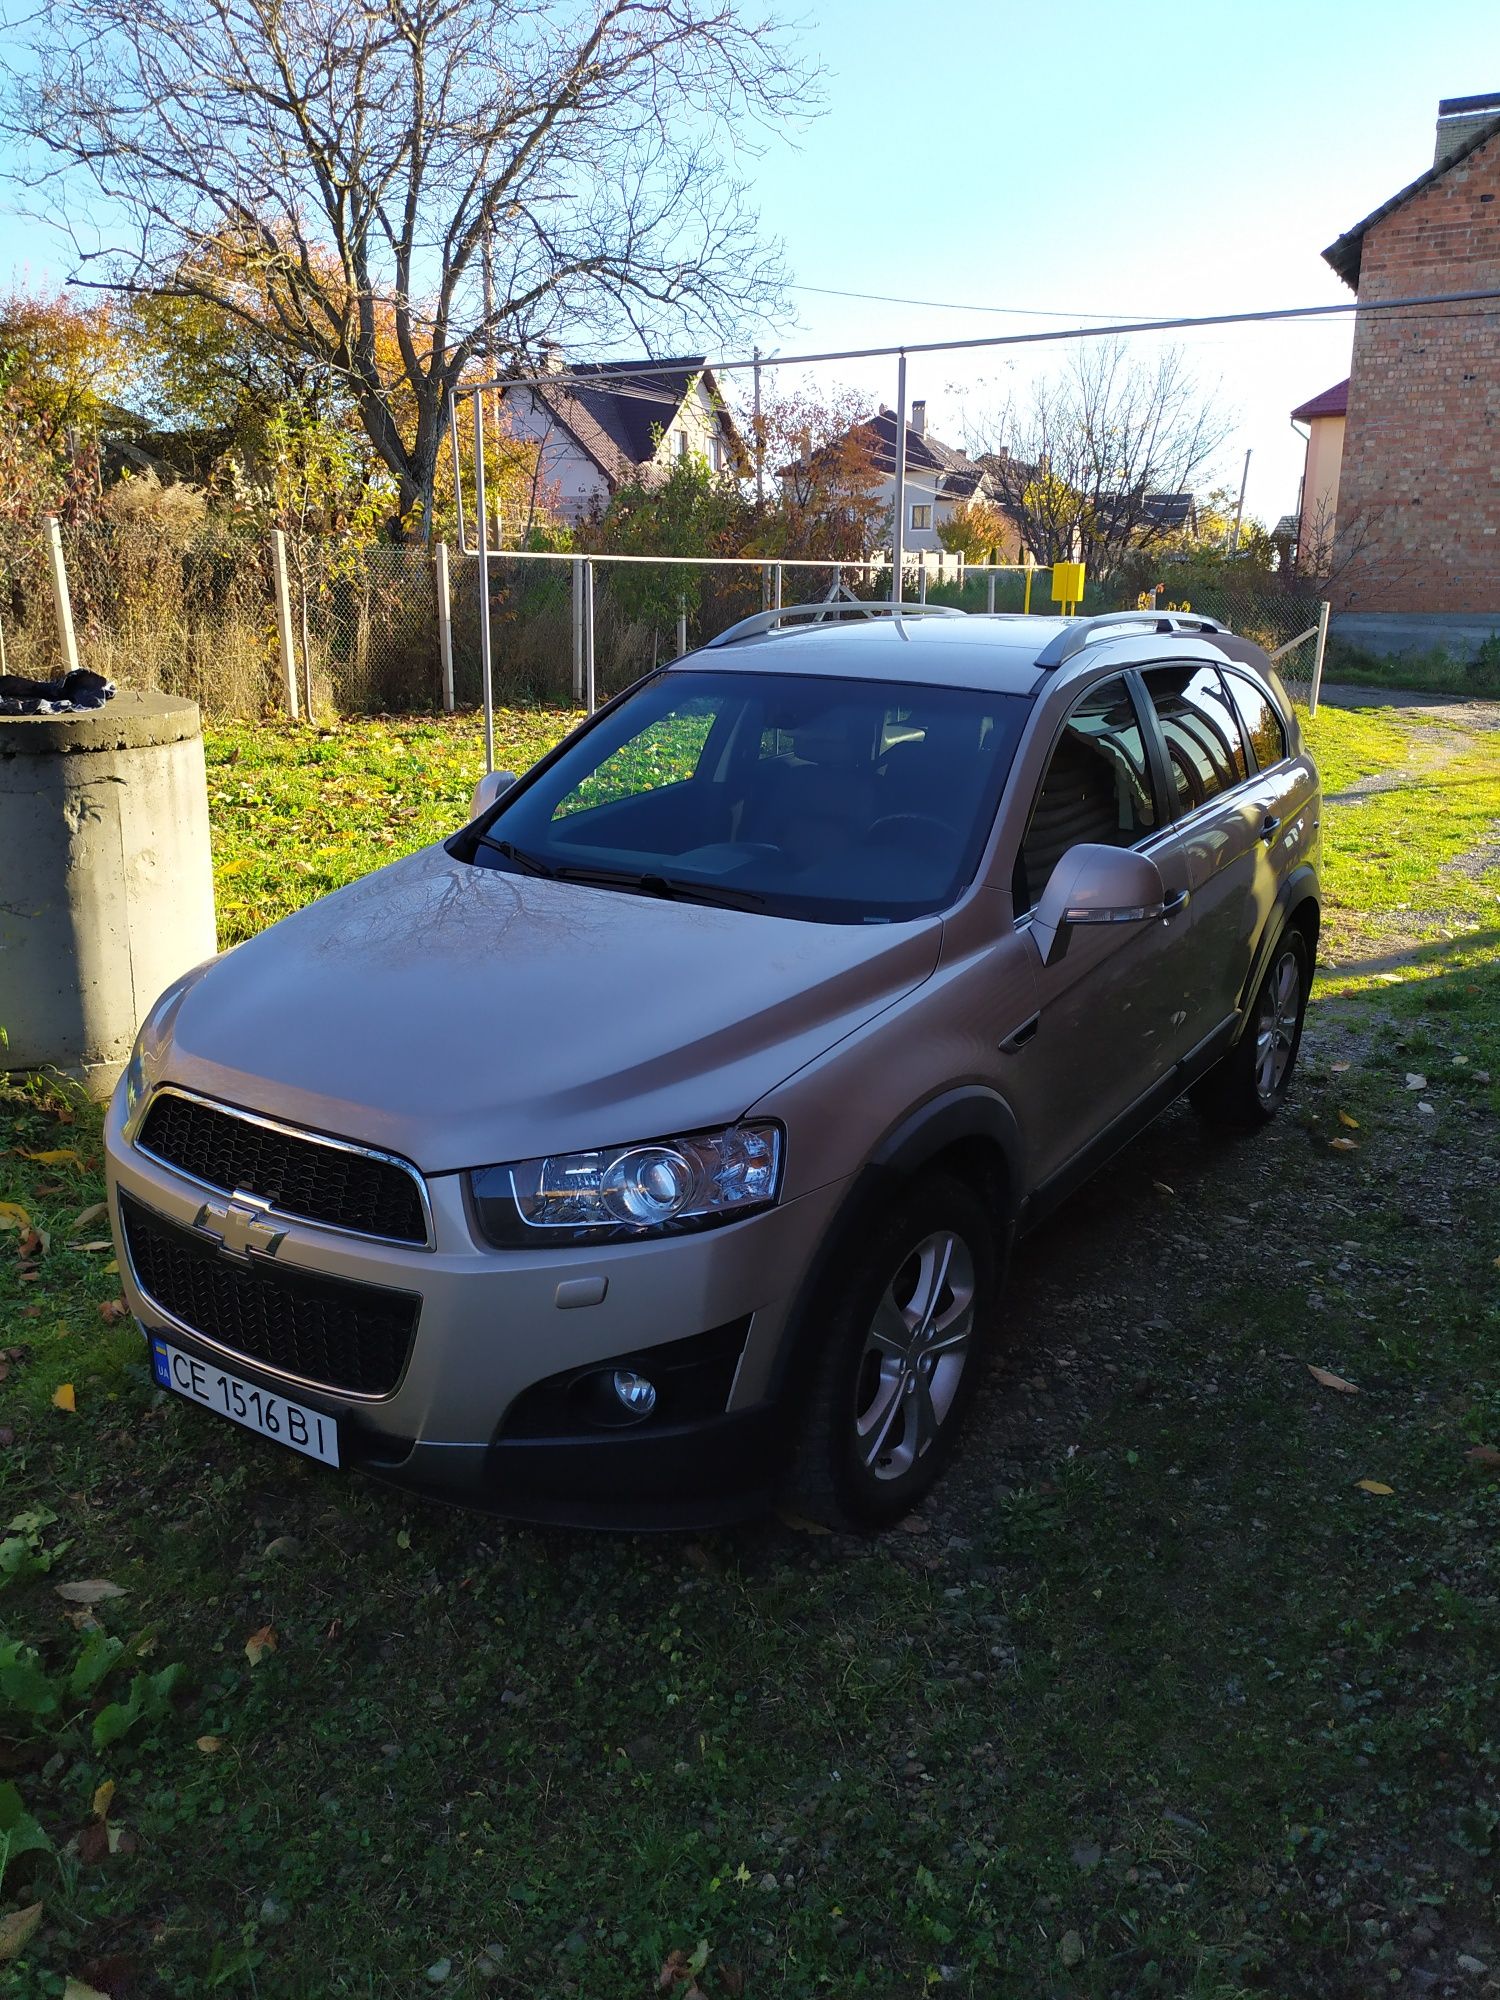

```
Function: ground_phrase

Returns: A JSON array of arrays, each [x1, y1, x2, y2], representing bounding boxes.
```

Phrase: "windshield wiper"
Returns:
[[472, 834, 556, 878], [549, 863, 766, 912]]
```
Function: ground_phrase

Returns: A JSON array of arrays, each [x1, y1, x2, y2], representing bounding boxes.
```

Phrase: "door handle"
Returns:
[[999, 1012, 1040, 1054], [1160, 887, 1190, 920], [1260, 814, 1282, 843]]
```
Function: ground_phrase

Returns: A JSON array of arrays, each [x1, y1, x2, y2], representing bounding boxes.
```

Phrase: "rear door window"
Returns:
[[1222, 670, 1289, 772], [1140, 665, 1249, 814]]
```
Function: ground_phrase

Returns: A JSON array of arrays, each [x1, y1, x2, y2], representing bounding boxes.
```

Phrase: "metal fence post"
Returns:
[[571, 558, 585, 703], [583, 559, 596, 714], [473, 389, 494, 772], [918, 558, 928, 605], [434, 540, 455, 712], [1309, 600, 1331, 718], [676, 597, 688, 658], [986, 570, 997, 615], [269, 528, 300, 721], [43, 515, 81, 679], [772, 562, 783, 610]]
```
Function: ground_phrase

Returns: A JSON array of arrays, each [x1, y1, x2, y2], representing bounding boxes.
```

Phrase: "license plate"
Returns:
[[151, 1339, 340, 1467]]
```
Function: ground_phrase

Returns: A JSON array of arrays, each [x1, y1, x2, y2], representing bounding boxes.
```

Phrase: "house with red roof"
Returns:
[[502, 356, 748, 524], [1289, 378, 1348, 575], [1315, 92, 1500, 646]]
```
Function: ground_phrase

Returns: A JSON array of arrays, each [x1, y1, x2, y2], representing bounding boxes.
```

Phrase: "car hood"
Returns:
[[159, 845, 943, 1173]]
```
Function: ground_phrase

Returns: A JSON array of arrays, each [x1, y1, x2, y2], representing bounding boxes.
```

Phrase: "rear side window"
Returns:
[[1141, 665, 1247, 813], [1015, 676, 1156, 914], [1223, 670, 1288, 771]]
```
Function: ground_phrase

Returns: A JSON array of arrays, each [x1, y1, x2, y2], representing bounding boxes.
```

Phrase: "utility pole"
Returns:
[[1229, 447, 1251, 554], [753, 346, 764, 507]]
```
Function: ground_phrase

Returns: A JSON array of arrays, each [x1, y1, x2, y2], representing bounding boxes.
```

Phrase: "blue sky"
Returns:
[[4, 0, 1497, 528]]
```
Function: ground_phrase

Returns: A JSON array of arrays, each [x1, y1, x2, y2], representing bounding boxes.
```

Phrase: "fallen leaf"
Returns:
[[1337, 1111, 1359, 1129], [1330, 1060, 1351, 1073], [899, 1513, 932, 1535], [76, 1821, 109, 1866], [1329, 1137, 1359, 1152], [70, 1204, 107, 1232], [52, 1383, 76, 1413], [1151, 1180, 1175, 1196], [0, 1902, 43, 1963], [20, 1147, 85, 1169], [774, 1507, 831, 1536], [98, 1301, 128, 1326], [54, 1580, 127, 1605], [63, 1979, 112, 2000], [244, 1624, 278, 1665], [102, 1260, 118, 1276], [196, 1735, 223, 1754], [76, 1241, 113, 1254], [0, 1200, 32, 1231], [92, 1780, 114, 1821], [1308, 1365, 1359, 1394], [1355, 1479, 1394, 1496], [1059, 1929, 1085, 1968], [1464, 1446, 1500, 1472], [1453, 1054, 1469, 1066]]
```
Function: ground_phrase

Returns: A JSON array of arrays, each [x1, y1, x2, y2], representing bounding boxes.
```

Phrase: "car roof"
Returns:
[[668, 612, 1253, 697]]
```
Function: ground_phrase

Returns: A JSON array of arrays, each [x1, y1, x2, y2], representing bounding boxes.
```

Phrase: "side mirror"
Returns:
[[1029, 843, 1173, 967], [469, 769, 517, 819]]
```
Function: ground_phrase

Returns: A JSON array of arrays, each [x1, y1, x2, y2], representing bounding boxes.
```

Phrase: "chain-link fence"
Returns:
[[2, 524, 1329, 720]]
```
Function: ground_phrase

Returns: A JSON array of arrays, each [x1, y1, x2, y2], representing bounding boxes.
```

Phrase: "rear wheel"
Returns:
[[784, 1173, 1000, 1531], [1192, 927, 1310, 1128]]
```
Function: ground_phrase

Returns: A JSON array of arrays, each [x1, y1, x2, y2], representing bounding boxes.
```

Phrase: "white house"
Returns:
[[502, 355, 748, 523]]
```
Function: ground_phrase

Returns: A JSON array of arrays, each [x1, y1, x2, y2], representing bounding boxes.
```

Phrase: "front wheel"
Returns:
[[784, 1173, 1000, 1531], [1192, 927, 1310, 1128]]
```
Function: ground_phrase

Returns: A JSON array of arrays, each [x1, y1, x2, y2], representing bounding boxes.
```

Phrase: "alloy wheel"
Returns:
[[853, 1230, 976, 1482], [1255, 947, 1302, 1106]]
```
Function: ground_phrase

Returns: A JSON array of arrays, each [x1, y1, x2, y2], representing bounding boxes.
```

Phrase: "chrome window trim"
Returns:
[[134, 1084, 435, 1252], [120, 1193, 413, 1404]]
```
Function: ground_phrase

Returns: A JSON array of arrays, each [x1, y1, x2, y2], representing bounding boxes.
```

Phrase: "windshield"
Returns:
[[458, 668, 1030, 924]]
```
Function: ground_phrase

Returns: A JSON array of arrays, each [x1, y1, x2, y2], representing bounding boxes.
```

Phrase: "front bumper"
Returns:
[[105, 1084, 846, 1527]]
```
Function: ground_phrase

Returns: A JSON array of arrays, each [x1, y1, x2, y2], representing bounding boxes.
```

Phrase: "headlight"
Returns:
[[122, 1032, 150, 1124], [469, 1124, 783, 1247]]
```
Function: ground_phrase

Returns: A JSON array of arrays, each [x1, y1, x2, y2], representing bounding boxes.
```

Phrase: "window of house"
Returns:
[[910, 504, 932, 530], [1014, 677, 1157, 914], [1222, 670, 1288, 771], [1141, 665, 1249, 813], [674, 429, 689, 459]]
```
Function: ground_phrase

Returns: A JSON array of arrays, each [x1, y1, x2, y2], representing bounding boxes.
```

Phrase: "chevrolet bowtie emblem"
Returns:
[[192, 1195, 287, 1262]]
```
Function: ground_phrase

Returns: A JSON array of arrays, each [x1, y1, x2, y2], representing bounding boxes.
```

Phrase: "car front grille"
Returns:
[[120, 1194, 420, 1398], [137, 1090, 428, 1246]]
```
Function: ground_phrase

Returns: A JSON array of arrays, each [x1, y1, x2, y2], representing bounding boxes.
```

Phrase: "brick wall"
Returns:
[[1332, 130, 1500, 614]]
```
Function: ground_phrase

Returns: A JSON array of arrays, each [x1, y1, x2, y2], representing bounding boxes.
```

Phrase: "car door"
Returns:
[[1136, 659, 1287, 1034], [1002, 671, 1199, 1187]]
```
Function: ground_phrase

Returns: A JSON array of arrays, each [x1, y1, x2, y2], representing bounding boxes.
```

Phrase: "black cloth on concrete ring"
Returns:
[[0, 669, 117, 716]]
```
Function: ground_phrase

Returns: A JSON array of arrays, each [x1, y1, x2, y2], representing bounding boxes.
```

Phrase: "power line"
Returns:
[[476, 287, 1500, 395], [786, 281, 1143, 321]]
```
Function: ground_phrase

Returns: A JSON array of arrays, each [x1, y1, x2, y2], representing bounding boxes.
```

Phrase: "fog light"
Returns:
[[611, 1369, 658, 1417]]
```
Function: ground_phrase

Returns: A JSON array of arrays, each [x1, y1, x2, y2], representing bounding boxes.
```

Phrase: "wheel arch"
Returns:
[[1234, 864, 1320, 1034]]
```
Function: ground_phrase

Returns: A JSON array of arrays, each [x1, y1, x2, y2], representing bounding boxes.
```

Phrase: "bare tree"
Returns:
[[966, 342, 1233, 578], [1, 0, 817, 535]]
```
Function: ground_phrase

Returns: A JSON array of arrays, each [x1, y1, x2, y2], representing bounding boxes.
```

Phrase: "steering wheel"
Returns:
[[866, 812, 961, 847]]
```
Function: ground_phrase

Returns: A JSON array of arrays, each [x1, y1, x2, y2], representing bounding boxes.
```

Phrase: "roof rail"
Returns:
[[705, 601, 964, 648], [1033, 610, 1228, 672]]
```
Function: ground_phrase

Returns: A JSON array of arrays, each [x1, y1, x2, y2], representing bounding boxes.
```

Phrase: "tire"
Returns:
[[1191, 926, 1311, 1129], [783, 1172, 1000, 1532]]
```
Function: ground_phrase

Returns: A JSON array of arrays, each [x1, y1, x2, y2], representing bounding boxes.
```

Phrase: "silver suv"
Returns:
[[105, 606, 1320, 1530]]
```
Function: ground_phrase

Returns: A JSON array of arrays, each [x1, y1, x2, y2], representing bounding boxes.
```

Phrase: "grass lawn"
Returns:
[[2, 701, 1498, 1999]]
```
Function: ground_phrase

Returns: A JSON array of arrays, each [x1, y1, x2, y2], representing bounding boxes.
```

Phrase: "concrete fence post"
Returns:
[[676, 597, 688, 658], [1309, 600, 1331, 718], [44, 515, 81, 679], [986, 571, 997, 615], [269, 530, 300, 722], [434, 540, 455, 713]]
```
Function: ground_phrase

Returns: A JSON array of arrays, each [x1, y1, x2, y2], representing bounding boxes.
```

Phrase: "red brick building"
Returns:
[[1322, 94, 1500, 624]]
